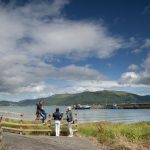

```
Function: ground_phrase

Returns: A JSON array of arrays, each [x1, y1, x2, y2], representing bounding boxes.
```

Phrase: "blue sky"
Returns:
[[0, 0, 150, 101]]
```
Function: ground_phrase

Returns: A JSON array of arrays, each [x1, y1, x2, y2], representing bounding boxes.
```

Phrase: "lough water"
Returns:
[[0, 106, 150, 123]]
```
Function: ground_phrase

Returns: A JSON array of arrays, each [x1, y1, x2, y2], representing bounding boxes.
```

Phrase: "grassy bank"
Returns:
[[78, 121, 150, 150]]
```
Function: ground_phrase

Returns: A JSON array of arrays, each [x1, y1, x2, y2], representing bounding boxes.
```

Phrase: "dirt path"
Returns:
[[2, 133, 100, 150]]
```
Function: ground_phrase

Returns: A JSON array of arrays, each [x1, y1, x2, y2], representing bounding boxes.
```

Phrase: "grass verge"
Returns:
[[78, 121, 150, 150]]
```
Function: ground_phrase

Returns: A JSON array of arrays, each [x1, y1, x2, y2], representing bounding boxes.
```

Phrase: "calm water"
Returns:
[[0, 106, 150, 123]]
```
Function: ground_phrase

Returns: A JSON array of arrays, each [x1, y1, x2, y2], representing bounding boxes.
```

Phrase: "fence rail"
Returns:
[[0, 111, 78, 141], [0, 116, 2, 143]]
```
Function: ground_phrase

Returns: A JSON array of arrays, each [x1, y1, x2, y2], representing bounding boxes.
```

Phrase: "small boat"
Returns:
[[111, 104, 118, 109], [74, 104, 91, 110], [134, 104, 140, 109]]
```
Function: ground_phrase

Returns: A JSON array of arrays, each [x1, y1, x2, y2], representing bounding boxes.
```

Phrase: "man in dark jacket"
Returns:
[[53, 108, 63, 136], [66, 106, 74, 137], [36, 100, 47, 123]]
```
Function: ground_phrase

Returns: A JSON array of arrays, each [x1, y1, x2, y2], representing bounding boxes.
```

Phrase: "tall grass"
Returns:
[[78, 121, 150, 144]]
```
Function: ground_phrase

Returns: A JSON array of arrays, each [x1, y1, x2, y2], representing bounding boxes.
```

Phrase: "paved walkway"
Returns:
[[2, 133, 100, 150]]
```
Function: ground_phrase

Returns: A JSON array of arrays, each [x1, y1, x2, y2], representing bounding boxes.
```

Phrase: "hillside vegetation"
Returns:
[[0, 90, 150, 106]]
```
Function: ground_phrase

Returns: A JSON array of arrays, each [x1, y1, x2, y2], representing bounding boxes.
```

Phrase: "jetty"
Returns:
[[105, 103, 150, 109], [90, 103, 150, 109]]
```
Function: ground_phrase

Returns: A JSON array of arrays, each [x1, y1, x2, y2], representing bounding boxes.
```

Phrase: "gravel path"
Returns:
[[2, 133, 100, 150]]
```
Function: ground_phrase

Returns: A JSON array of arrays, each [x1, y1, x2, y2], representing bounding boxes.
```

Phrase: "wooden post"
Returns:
[[74, 113, 78, 135], [0, 116, 2, 143], [20, 114, 23, 135], [47, 114, 51, 136], [74, 113, 78, 127]]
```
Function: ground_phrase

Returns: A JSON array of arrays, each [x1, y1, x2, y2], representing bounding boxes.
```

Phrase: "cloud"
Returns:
[[129, 38, 150, 53], [0, 0, 123, 96], [32, 20, 122, 59], [120, 72, 140, 84], [0, 58, 107, 93], [57, 65, 106, 81], [128, 64, 139, 71], [0, 0, 122, 59], [16, 82, 55, 94], [124, 37, 139, 49], [143, 53, 150, 71], [50, 80, 122, 94], [141, 39, 150, 49], [0, 0, 69, 17], [1, 0, 149, 99], [122, 37, 143, 54], [120, 54, 150, 86]]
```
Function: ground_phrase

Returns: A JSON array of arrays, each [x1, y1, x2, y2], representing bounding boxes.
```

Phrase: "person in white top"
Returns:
[[53, 108, 63, 137]]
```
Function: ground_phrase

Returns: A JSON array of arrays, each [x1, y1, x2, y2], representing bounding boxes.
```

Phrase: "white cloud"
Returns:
[[0, 57, 107, 93], [141, 39, 150, 49], [15, 19, 122, 59], [50, 80, 122, 94], [133, 48, 141, 54], [0, 0, 123, 97], [120, 72, 140, 84], [143, 53, 150, 71], [1, 0, 149, 100], [125, 37, 139, 49], [120, 71, 150, 86], [0, 0, 122, 60], [57, 65, 106, 81], [128, 64, 139, 71], [131, 38, 150, 53], [16, 82, 55, 93], [120, 54, 150, 86]]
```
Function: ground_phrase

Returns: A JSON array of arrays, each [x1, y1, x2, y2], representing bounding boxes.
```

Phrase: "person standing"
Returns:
[[53, 108, 63, 137], [36, 100, 47, 123], [66, 106, 74, 137]]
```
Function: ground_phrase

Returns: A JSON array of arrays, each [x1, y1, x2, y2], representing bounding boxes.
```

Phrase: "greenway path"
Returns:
[[2, 133, 100, 150]]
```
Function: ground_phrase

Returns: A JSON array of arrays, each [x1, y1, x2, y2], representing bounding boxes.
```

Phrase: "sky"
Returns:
[[0, 0, 150, 101]]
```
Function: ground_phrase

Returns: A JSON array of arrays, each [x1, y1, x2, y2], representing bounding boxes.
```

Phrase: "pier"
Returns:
[[105, 103, 150, 109]]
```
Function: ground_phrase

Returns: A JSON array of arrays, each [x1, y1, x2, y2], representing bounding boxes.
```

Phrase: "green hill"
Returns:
[[0, 90, 150, 106], [0, 90, 149, 106], [0, 101, 17, 106]]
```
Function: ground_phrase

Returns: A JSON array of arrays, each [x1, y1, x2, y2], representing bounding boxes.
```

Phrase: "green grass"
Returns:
[[78, 121, 150, 143], [78, 123, 98, 137]]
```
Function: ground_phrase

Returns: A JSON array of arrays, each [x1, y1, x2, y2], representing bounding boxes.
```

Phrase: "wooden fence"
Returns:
[[0, 115, 2, 143], [0, 111, 78, 141]]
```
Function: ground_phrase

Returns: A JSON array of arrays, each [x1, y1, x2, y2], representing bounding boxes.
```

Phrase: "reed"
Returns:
[[78, 121, 150, 150]]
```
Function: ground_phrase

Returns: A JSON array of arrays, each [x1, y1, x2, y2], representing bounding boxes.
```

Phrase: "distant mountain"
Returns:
[[0, 90, 150, 106], [0, 101, 17, 106]]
